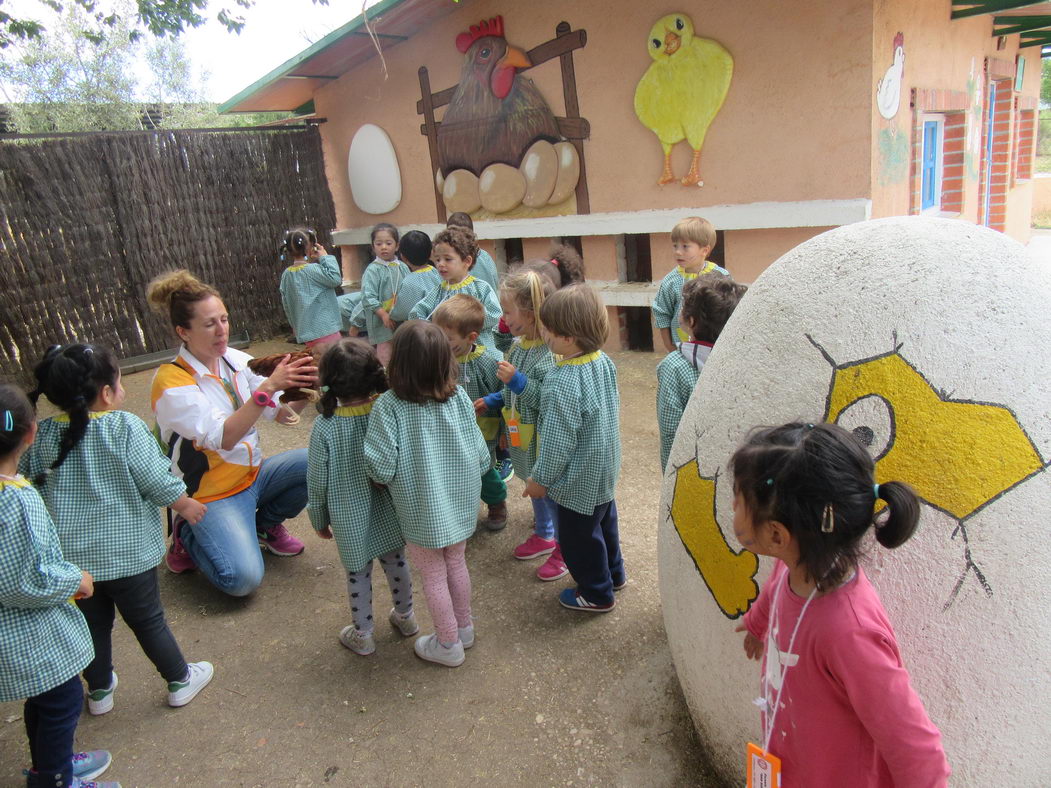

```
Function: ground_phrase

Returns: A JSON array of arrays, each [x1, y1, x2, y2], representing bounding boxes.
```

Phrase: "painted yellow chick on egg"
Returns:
[[633, 12, 733, 186]]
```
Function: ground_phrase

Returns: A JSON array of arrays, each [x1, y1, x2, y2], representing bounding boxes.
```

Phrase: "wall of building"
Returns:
[[869, 1, 1041, 242]]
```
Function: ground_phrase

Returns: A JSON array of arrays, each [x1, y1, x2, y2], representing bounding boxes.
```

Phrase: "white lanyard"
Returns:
[[760, 572, 818, 754]]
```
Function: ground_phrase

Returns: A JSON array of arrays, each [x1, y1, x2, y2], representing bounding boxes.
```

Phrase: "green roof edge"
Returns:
[[218, 0, 411, 113]]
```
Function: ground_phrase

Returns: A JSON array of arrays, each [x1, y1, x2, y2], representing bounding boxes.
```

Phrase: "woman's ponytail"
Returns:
[[874, 480, 920, 549]]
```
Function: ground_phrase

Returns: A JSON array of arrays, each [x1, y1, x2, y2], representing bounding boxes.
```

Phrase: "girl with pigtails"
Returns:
[[21, 343, 215, 715]]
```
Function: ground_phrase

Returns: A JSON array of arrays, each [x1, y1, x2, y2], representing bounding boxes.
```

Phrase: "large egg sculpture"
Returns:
[[347, 124, 402, 214], [659, 217, 1051, 785]]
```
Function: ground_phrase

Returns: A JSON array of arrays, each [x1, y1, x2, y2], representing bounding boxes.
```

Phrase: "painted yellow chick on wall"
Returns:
[[633, 13, 733, 186]]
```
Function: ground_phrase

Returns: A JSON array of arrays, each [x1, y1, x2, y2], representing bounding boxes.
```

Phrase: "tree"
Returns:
[[1042, 57, 1050, 109], [1, 0, 328, 49]]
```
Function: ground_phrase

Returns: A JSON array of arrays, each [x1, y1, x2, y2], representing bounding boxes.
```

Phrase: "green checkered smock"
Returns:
[[389, 265, 441, 323], [456, 344, 503, 456], [501, 338, 555, 480], [652, 262, 729, 342], [307, 400, 404, 573], [408, 276, 503, 350], [0, 477, 93, 702], [362, 258, 410, 345], [473, 248, 500, 292], [532, 351, 621, 515], [656, 343, 711, 470], [363, 388, 490, 549], [279, 255, 343, 343], [20, 410, 186, 581]]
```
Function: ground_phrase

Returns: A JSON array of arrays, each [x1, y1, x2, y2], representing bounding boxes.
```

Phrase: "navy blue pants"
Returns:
[[556, 499, 624, 606], [24, 673, 82, 787]]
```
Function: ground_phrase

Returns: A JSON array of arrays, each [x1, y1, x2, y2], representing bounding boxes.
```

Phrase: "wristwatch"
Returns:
[[252, 390, 276, 408]]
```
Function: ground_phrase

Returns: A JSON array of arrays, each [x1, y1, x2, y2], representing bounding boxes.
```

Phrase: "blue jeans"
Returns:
[[531, 496, 559, 541], [181, 449, 308, 597], [24, 673, 82, 787]]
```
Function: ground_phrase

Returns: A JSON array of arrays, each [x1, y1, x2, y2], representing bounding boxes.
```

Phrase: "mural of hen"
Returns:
[[435, 16, 582, 218]]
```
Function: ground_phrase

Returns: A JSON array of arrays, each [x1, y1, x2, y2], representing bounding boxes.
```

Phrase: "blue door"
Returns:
[[921, 121, 939, 211], [982, 82, 997, 226]]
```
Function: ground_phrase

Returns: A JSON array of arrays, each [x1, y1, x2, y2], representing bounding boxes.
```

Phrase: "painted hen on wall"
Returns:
[[437, 16, 561, 176], [634, 13, 733, 186]]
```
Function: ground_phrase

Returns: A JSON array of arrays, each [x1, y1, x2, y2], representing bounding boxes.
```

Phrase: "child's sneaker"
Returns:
[[498, 457, 514, 482], [71, 778, 121, 788], [558, 587, 615, 613], [388, 608, 419, 637], [458, 623, 475, 649], [514, 534, 556, 560], [613, 576, 628, 591], [167, 661, 214, 707], [87, 672, 117, 716], [414, 633, 465, 667], [258, 523, 305, 556], [536, 545, 569, 581], [483, 501, 507, 531], [339, 625, 376, 655], [72, 750, 112, 781], [165, 519, 195, 574]]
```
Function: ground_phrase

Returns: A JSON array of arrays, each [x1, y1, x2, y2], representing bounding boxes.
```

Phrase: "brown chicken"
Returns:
[[246, 351, 320, 405], [437, 16, 561, 176]]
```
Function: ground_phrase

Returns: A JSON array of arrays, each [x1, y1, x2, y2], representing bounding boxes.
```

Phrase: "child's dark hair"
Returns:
[[0, 384, 35, 460], [279, 226, 317, 262], [681, 272, 748, 344], [525, 244, 585, 290], [399, 230, 432, 268], [731, 422, 919, 590], [387, 321, 457, 404], [370, 222, 400, 245], [28, 343, 121, 483], [446, 212, 474, 231], [432, 227, 478, 269], [317, 338, 388, 418]]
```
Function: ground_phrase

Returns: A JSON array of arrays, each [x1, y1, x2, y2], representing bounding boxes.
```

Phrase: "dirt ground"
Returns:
[[0, 342, 725, 788]]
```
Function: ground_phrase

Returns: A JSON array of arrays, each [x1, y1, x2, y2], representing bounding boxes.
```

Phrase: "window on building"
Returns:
[[910, 90, 968, 217]]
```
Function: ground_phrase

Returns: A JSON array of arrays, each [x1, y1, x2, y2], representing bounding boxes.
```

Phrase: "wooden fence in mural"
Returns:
[[0, 125, 337, 386]]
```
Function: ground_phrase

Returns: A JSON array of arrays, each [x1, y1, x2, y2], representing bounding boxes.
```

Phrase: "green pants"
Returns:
[[480, 467, 507, 505]]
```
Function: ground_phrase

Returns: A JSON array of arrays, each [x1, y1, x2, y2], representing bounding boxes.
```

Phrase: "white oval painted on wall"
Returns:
[[347, 124, 402, 215]]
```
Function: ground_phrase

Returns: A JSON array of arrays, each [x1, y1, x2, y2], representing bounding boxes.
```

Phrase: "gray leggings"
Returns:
[[347, 550, 413, 634]]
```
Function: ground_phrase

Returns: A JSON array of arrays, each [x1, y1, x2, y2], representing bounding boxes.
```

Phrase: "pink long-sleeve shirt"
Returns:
[[743, 562, 950, 788]]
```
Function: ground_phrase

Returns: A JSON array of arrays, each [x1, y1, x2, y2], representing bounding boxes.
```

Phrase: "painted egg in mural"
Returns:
[[479, 163, 527, 215], [519, 140, 558, 208], [347, 123, 402, 215], [548, 142, 580, 205], [658, 217, 1051, 785], [442, 169, 482, 215], [435, 168, 445, 195]]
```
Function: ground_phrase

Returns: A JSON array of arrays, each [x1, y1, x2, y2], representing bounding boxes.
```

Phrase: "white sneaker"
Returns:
[[167, 661, 214, 707], [459, 623, 475, 649], [339, 625, 376, 655], [388, 608, 419, 637], [414, 633, 465, 667], [87, 672, 117, 716]]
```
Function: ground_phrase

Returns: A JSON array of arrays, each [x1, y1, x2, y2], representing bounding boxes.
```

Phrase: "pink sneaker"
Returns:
[[258, 523, 305, 556], [536, 544, 569, 581], [165, 519, 196, 574], [514, 534, 556, 560]]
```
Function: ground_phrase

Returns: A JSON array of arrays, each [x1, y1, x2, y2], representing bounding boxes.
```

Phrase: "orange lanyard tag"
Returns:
[[746, 743, 781, 788], [506, 415, 521, 447]]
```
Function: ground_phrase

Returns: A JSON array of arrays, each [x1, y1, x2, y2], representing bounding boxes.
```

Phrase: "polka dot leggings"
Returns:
[[405, 541, 472, 646], [346, 550, 413, 636]]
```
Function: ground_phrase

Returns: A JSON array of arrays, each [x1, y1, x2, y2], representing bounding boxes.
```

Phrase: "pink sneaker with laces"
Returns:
[[514, 534, 556, 560], [258, 523, 305, 556], [165, 518, 196, 574], [536, 544, 569, 581]]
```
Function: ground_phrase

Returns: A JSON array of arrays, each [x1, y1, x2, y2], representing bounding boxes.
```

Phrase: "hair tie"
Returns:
[[320, 385, 330, 393], [873, 483, 881, 500], [765, 478, 774, 486], [2, 410, 12, 432], [550, 258, 560, 267], [805, 423, 814, 430], [73, 395, 86, 405]]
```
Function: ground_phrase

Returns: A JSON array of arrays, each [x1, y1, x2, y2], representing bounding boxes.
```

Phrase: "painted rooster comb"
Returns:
[[456, 16, 505, 53], [893, 31, 904, 51]]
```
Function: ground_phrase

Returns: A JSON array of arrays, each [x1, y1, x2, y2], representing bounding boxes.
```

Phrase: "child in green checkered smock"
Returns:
[[278, 227, 343, 347], [361, 223, 409, 366], [21, 344, 214, 717], [409, 227, 502, 350], [389, 230, 440, 324], [363, 321, 490, 668], [525, 284, 625, 614], [0, 383, 120, 788], [656, 273, 748, 471], [432, 295, 507, 532], [307, 338, 416, 657]]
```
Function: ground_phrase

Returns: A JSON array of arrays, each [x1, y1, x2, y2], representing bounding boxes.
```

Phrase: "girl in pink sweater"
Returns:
[[732, 422, 949, 788]]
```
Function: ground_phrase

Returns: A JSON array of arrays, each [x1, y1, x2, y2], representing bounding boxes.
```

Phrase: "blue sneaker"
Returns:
[[558, 587, 615, 613], [72, 751, 112, 781], [498, 457, 514, 482]]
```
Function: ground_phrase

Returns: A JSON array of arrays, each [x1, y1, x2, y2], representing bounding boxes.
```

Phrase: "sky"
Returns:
[[3, 0, 385, 103]]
